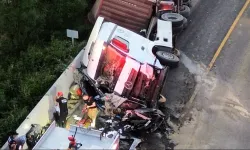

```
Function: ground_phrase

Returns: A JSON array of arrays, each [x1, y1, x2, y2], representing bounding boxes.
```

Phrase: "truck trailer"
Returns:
[[88, 0, 192, 33]]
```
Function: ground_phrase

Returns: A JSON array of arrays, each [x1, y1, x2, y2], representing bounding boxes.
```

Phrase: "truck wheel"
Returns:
[[173, 24, 184, 34], [156, 51, 179, 68], [183, 17, 188, 29], [180, 5, 191, 19], [183, 0, 192, 7], [160, 13, 184, 27], [152, 46, 172, 55], [153, 46, 179, 57]]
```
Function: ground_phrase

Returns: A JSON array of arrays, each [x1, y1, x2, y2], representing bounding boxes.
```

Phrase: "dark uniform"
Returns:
[[83, 96, 98, 127], [84, 97, 95, 107], [8, 139, 21, 150], [56, 97, 68, 127], [8, 131, 18, 150], [8, 137, 16, 149]]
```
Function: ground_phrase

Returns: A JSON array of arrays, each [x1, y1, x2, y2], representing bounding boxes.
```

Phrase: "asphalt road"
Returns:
[[177, 0, 246, 65], [163, 0, 246, 116], [170, 0, 250, 149]]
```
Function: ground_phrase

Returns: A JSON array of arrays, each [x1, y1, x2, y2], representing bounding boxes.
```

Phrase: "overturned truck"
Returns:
[[71, 15, 178, 148]]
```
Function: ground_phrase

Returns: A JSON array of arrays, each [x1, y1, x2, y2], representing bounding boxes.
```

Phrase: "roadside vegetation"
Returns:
[[0, 0, 94, 145]]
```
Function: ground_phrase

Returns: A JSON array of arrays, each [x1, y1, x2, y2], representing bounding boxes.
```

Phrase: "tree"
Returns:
[[0, 0, 94, 146]]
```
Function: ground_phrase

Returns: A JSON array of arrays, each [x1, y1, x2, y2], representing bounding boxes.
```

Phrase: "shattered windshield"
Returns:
[[96, 45, 126, 91]]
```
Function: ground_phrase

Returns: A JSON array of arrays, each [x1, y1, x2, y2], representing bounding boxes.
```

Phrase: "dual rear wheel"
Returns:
[[153, 46, 180, 68], [156, 51, 179, 68], [159, 3, 191, 34]]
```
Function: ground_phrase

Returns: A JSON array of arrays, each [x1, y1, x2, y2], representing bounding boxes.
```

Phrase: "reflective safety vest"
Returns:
[[69, 84, 82, 100]]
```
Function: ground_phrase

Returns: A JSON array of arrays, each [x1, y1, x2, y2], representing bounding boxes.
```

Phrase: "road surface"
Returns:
[[170, 0, 250, 149], [177, 0, 247, 65], [163, 0, 246, 116]]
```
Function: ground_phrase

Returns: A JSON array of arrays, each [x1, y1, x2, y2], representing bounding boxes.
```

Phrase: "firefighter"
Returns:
[[67, 84, 82, 110], [82, 94, 98, 128], [8, 131, 24, 150], [9, 141, 22, 150], [55, 91, 68, 127], [8, 131, 18, 149], [26, 134, 36, 150], [68, 84, 82, 100]]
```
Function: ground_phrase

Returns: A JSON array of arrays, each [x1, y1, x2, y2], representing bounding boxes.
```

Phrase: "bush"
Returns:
[[0, 0, 94, 146]]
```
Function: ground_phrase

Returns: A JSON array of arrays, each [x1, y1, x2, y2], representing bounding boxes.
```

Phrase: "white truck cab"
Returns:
[[82, 16, 178, 97], [83, 16, 174, 68]]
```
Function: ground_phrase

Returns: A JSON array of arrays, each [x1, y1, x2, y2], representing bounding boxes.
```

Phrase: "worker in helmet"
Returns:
[[9, 141, 22, 150], [55, 91, 68, 127], [82, 94, 98, 128], [8, 131, 24, 150], [67, 84, 82, 110], [8, 131, 18, 150], [68, 84, 82, 100]]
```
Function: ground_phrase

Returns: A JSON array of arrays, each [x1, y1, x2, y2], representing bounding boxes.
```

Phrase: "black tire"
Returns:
[[160, 13, 184, 27], [156, 51, 179, 68], [180, 5, 191, 19], [183, 0, 192, 7], [152, 45, 173, 55], [173, 24, 184, 34], [183, 17, 188, 29], [152, 46, 180, 58]]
